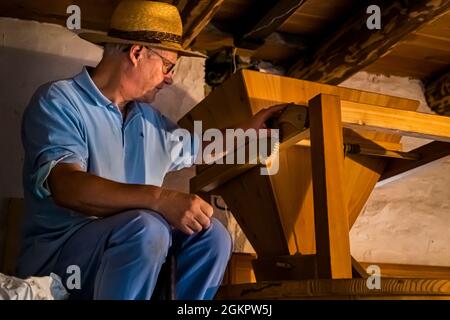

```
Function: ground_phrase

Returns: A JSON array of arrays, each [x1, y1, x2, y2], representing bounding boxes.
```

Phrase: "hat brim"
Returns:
[[79, 31, 207, 58]]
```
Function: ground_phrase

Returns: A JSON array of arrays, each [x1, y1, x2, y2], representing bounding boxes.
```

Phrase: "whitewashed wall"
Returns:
[[340, 72, 450, 266]]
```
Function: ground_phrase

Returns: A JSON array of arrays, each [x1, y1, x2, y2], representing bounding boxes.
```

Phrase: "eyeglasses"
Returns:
[[146, 47, 176, 75]]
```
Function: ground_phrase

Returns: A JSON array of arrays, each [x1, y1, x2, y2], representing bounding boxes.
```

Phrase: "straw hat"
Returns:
[[79, 0, 206, 58]]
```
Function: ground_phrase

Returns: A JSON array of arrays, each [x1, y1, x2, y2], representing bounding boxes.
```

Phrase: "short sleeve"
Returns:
[[160, 114, 200, 172], [22, 86, 88, 198]]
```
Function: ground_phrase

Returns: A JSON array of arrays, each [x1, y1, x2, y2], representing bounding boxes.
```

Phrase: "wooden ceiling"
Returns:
[[365, 10, 450, 80], [1, 0, 449, 113]]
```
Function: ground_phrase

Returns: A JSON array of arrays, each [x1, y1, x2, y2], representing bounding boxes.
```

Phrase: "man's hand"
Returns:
[[48, 163, 212, 235], [156, 190, 213, 235], [239, 105, 286, 133]]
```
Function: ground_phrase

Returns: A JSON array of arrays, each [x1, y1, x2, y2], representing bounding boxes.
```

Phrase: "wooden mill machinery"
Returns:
[[179, 70, 450, 299]]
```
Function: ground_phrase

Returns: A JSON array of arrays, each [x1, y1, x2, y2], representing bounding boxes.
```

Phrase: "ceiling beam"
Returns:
[[425, 69, 450, 116], [236, 0, 306, 49], [288, 0, 450, 84], [193, 24, 310, 55], [180, 0, 224, 49]]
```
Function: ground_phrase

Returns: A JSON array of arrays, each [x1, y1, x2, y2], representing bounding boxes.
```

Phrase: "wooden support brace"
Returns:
[[309, 94, 352, 279], [380, 141, 450, 182], [340, 101, 450, 142]]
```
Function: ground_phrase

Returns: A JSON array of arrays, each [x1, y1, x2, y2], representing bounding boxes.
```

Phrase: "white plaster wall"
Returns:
[[0, 17, 205, 265], [340, 72, 450, 266], [0, 18, 102, 266]]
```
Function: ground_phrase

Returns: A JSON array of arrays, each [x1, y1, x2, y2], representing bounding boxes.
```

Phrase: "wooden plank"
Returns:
[[193, 24, 309, 60], [340, 100, 450, 142], [268, 145, 316, 255], [425, 69, 450, 116], [345, 154, 387, 229], [217, 278, 450, 300], [380, 141, 450, 182], [236, 0, 306, 49], [288, 0, 450, 84], [180, 0, 225, 48], [364, 10, 450, 80], [359, 262, 450, 279], [352, 257, 368, 279], [190, 129, 310, 193], [309, 94, 352, 279], [222, 253, 450, 286], [222, 253, 257, 285], [215, 166, 290, 257], [298, 139, 403, 152], [252, 254, 317, 281], [296, 139, 418, 160]]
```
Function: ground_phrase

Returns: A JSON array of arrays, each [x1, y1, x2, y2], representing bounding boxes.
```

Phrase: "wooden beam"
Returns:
[[351, 257, 368, 279], [296, 139, 419, 160], [288, 0, 450, 84], [309, 94, 352, 279], [425, 69, 450, 116], [236, 0, 306, 49], [190, 129, 310, 193], [180, 0, 224, 49], [380, 141, 450, 181], [359, 262, 450, 279], [340, 100, 450, 143], [191, 100, 450, 193], [215, 166, 290, 257], [217, 278, 450, 300], [252, 254, 317, 281], [223, 253, 450, 284], [193, 24, 310, 57]]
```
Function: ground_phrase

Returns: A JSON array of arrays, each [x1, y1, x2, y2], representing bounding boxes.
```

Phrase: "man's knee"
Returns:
[[204, 218, 232, 260], [110, 209, 171, 259]]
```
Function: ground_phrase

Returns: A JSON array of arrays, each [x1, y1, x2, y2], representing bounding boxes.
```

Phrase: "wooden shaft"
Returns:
[[308, 94, 352, 279]]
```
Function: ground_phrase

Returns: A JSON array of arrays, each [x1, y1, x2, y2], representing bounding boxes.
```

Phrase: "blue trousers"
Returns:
[[51, 210, 232, 300]]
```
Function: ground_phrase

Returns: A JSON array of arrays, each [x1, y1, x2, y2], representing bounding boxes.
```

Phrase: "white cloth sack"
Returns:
[[0, 272, 68, 300]]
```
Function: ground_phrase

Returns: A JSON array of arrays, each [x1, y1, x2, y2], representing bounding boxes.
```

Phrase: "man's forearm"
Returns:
[[49, 167, 165, 217]]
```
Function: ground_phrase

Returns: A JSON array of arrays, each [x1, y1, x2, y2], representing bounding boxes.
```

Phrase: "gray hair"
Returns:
[[103, 43, 132, 57]]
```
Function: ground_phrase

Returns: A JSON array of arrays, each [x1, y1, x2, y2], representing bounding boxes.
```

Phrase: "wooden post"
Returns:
[[309, 94, 352, 279]]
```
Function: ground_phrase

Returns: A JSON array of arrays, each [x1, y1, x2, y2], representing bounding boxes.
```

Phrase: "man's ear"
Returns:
[[128, 45, 144, 66]]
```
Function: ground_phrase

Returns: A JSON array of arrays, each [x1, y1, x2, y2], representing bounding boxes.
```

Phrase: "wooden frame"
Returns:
[[181, 70, 450, 297], [309, 94, 352, 279]]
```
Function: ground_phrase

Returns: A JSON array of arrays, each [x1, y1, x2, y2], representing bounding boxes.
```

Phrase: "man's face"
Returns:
[[130, 46, 177, 103]]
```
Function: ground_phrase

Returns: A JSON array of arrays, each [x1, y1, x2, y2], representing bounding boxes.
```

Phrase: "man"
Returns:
[[18, 1, 281, 300]]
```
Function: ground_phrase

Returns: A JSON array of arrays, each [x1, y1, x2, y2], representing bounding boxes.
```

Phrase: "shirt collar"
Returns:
[[73, 66, 112, 107]]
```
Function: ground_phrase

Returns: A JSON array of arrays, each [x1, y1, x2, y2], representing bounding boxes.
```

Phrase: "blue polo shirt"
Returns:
[[18, 67, 198, 277]]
